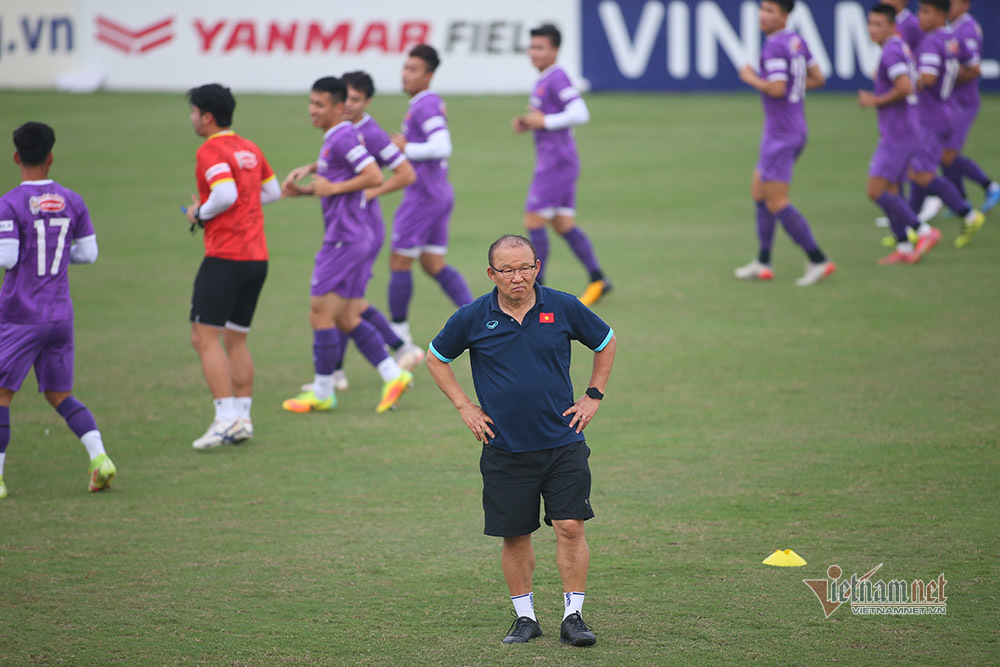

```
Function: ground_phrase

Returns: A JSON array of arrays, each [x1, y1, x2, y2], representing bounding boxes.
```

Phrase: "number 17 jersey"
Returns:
[[0, 179, 94, 323]]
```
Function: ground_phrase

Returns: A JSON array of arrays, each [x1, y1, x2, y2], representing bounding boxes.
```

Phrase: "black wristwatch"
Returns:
[[585, 387, 604, 400]]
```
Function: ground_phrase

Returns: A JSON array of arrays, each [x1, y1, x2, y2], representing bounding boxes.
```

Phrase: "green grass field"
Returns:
[[1, 90, 998, 665]]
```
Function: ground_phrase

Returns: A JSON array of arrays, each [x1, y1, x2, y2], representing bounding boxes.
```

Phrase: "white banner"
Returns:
[[1, 0, 581, 94]]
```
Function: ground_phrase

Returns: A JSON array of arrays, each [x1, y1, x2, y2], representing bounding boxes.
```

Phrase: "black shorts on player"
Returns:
[[479, 440, 595, 537], [190, 257, 268, 330]]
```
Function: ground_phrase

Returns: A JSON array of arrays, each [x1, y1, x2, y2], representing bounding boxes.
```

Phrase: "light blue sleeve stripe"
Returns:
[[429, 342, 455, 363], [594, 328, 614, 352]]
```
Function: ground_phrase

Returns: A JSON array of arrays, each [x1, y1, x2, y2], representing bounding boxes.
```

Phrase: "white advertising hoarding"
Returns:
[[1, 0, 580, 94]]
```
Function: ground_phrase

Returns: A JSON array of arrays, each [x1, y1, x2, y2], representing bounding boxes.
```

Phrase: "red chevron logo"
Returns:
[[96, 15, 174, 55]]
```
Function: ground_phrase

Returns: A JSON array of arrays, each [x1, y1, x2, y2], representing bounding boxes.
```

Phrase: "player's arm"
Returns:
[[738, 64, 786, 98], [859, 68, 913, 109], [69, 235, 98, 264], [917, 51, 941, 90], [366, 158, 416, 201], [310, 161, 383, 197], [402, 128, 452, 161], [260, 176, 281, 205], [522, 94, 590, 131], [282, 162, 317, 197], [805, 63, 825, 90], [563, 333, 616, 433], [426, 352, 496, 444], [0, 236, 17, 269]]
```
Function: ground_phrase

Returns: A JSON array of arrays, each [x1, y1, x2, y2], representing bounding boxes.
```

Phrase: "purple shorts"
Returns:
[[310, 240, 374, 299], [911, 125, 950, 174], [869, 137, 917, 183], [525, 163, 579, 217], [757, 133, 806, 184], [0, 320, 74, 392], [946, 102, 979, 152], [390, 193, 454, 257]]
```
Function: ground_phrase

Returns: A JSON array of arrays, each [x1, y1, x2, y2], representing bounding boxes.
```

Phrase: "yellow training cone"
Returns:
[[762, 549, 807, 567]]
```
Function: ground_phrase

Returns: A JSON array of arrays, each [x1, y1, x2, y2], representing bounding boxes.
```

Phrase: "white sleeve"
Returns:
[[542, 98, 590, 131], [197, 180, 239, 220], [260, 177, 281, 205], [404, 129, 452, 161], [69, 234, 98, 265], [0, 238, 18, 270]]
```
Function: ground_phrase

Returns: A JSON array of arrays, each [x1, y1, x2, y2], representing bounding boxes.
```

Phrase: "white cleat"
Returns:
[[227, 418, 253, 444], [395, 342, 426, 371], [300, 370, 349, 394], [795, 261, 836, 287], [388, 321, 414, 347], [193, 419, 236, 450], [918, 196, 943, 224], [734, 259, 775, 281]]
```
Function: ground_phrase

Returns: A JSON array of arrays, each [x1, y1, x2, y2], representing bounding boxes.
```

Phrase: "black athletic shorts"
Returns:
[[479, 440, 594, 538], [190, 257, 268, 330]]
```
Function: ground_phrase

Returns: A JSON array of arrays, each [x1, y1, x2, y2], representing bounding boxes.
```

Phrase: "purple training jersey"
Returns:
[[317, 121, 376, 244], [915, 27, 961, 129], [401, 90, 452, 203], [896, 8, 924, 51], [530, 64, 583, 169], [875, 36, 920, 142], [0, 180, 95, 323], [356, 113, 406, 238], [950, 13, 983, 109], [759, 29, 815, 138]]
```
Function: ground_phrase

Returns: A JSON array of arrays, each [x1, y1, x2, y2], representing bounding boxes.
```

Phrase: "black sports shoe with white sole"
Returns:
[[560, 612, 596, 646], [502, 611, 543, 644]]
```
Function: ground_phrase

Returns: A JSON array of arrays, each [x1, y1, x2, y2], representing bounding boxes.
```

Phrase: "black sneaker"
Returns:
[[502, 611, 543, 644], [560, 612, 596, 646]]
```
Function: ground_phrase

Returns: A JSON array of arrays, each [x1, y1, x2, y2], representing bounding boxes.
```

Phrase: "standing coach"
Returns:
[[426, 234, 616, 647]]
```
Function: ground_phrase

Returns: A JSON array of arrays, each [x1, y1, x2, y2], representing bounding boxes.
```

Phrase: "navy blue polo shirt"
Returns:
[[429, 283, 614, 453]]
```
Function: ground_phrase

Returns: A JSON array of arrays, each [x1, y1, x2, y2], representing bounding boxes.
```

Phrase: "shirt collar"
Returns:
[[489, 283, 546, 313], [951, 13, 970, 28], [355, 113, 372, 128], [537, 63, 562, 79], [21, 179, 54, 185], [765, 27, 793, 43], [410, 89, 434, 106], [207, 130, 234, 141], [324, 120, 353, 140]]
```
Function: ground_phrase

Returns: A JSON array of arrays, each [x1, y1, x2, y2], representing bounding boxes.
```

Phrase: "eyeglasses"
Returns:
[[491, 264, 537, 279]]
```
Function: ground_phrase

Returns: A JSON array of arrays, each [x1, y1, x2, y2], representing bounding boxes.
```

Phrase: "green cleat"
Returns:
[[88, 454, 116, 492], [282, 390, 336, 413], [0, 475, 7, 499], [955, 210, 986, 249], [376, 370, 414, 413]]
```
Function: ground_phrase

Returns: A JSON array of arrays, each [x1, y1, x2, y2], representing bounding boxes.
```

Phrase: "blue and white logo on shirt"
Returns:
[[486, 320, 499, 329]]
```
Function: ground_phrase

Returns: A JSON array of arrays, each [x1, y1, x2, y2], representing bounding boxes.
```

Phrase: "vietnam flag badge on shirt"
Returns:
[[539, 312, 555, 323]]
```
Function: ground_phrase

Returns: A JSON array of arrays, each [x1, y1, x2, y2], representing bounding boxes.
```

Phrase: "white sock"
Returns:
[[313, 374, 334, 400], [563, 591, 585, 619], [0, 452, 5, 476], [213, 397, 235, 422], [917, 222, 934, 236], [964, 209, 980, 224], [234, 396, 252, 420], [390, 320, 412, 345], [988, 182, 999, 193], [511, 592, 535, 621], [376, 357, 402, 383], [897, 241, 915, 253], [80, 430, 106, 459]]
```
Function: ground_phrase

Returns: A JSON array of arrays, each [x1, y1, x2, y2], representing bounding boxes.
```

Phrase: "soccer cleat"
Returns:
[[560, 612, 596, 647], [579, 279, 612, 306], [193, 419, 235, 449], [376, 370, 413, 413], [914, 227, 942, 258], [878, 250, 919, 265], [955, 210, 986, 248], [88, 453, 116, 492], [0, 475, 7, 499], [282, 390, 336, 414], [734, 260, 775, 281], [227, 418, 253, 444], [982, 184, 1000, 214], [795, 261, 836, 287], [502, 612, 543, 645], [395, 342, 425, 371]]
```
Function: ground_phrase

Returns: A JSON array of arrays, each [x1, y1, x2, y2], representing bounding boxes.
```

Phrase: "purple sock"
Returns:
[[348, 320, 390, 367], [331, 328, 348, 372], [434, 265, 473, 307], [55, 396, 99, 438], [313, 327, 341, 375], [926, 177, 971, 216], [0, 406, 9, 455], [562, 227, 603, 281], [877, 192, 919, 241], [954, 156, 992, 190], [528, 227, 549, 283], [756, 201, 777, 263], [363, 305, 403, 349], [776, 205, 820, 253], [388, 270, 413, 322], [908, 181, 926, 215], [943, 161, 968, 199]]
